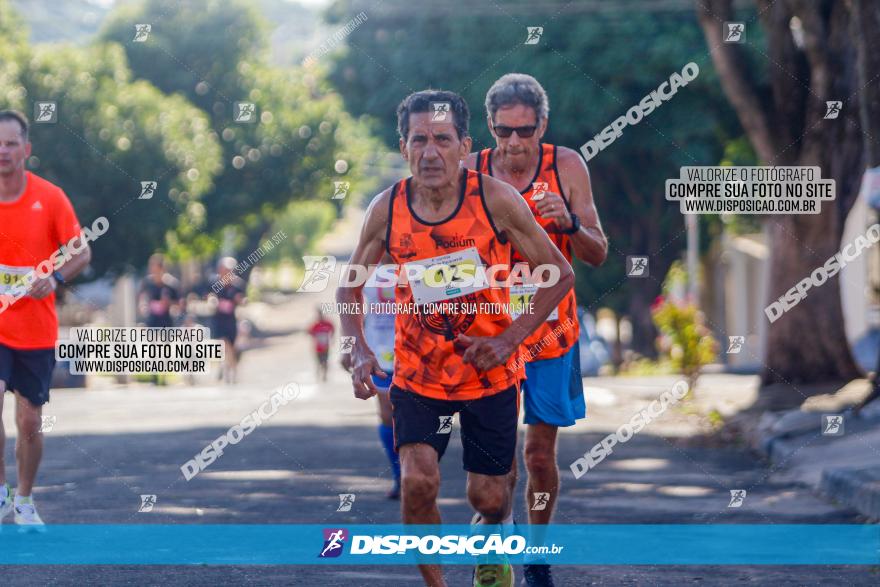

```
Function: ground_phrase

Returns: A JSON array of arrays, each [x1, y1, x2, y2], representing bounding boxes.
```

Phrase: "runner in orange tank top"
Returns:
[[465, 74, 608, 587], [337, 90, 574, 587]]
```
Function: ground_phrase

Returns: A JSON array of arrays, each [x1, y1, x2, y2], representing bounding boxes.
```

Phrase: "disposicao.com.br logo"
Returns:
[[317, 528, 562, 558]]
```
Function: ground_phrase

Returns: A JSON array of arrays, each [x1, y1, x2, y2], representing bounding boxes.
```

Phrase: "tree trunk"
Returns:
[[628, 284, 657, 358], [696, 0, 864, 388]]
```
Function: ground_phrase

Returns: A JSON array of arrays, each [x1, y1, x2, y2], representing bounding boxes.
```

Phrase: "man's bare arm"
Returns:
[[556, 146, 608, 266], [336, 189, 392, 398]]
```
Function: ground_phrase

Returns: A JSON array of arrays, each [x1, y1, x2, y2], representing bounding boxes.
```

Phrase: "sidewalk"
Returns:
[[745, 379, 880, 520]]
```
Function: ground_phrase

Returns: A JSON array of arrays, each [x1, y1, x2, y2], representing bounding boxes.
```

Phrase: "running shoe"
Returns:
[[522, 564, 555, 586], [473, 559, 514, 587], [14, 496, 45, 527], [471, 513, 514, 587], [0, 484, 12, 522]]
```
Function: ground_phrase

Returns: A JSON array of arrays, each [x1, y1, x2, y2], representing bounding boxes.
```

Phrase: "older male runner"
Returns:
[[337, 90, 573, 587], [465, 73, 608, 587], [0, 110, 92, 526]]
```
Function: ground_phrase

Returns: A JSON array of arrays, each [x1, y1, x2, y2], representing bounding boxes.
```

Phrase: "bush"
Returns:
[[651, 262, 718, 391]]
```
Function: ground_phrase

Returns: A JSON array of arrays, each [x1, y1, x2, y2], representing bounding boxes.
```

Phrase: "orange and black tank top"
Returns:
[[385, 168, 524, 400], [476, 143, 580, 361]]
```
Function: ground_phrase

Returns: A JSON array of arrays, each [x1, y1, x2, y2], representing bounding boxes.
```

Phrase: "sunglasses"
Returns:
[[493, 124, 538, 138]]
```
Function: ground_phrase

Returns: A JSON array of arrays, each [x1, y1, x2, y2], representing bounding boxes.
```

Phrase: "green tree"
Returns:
[[325, 0, 739, 354], [100, 0, 379, 266], [0, 5, 223, 277]]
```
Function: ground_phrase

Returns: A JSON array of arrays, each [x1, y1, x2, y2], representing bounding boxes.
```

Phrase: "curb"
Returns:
[[820, 467, 880, 521]]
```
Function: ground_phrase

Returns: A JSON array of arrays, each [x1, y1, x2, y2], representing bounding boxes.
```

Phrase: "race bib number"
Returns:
[[406, 247, 488, 305], [510, 283, 558, 321], [0, 264, 31, 296]]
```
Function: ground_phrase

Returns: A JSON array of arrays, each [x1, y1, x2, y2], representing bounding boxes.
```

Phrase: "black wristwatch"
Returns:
[[563, 213, 581, 235], [52, 270, 66, 285]]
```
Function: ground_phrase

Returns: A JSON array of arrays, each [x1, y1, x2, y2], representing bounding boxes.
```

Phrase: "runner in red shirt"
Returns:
[[0, 111, 92, 527], [307, 308, 334, 382]]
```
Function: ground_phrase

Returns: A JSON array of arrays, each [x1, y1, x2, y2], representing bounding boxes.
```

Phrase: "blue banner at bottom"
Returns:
[[0, 525, 877, 565]]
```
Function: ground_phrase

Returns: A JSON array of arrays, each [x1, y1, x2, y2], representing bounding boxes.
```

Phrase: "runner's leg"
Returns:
[[376, 391, 401, 496], [400, 443, 446, 586], [467, 471, 512, 524], [0, 382, 6, 487], [14, 392, 42, 496], [524, 422, 559, 524], [223, 337, 236, 383]]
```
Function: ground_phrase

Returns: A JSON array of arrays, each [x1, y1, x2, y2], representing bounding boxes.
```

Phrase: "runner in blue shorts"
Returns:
[[465, 74, 608, 586]]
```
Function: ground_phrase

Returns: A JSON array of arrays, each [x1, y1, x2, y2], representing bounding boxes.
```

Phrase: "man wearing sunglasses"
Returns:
[[465, 73, 608, 587]]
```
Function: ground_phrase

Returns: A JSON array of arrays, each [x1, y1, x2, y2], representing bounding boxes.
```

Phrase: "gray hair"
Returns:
[[485, 73, 549, 123]]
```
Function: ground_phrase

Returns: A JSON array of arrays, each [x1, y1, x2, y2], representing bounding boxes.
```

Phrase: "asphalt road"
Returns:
[[2, 266, 876, 585]]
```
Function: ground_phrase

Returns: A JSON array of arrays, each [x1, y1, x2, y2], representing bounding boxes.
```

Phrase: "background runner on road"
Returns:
[[210, 257, 246, 384], [308, 307, 335, 382]]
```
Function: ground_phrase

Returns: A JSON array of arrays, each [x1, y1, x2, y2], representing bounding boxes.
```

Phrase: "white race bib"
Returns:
[[510, 283, 558, 321], [405, 247, 488, 305], [0, 263, 31, 296]]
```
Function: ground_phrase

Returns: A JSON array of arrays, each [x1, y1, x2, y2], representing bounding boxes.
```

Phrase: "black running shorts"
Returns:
[[0, 343, 56, 407], [389, 384, 518, 476]]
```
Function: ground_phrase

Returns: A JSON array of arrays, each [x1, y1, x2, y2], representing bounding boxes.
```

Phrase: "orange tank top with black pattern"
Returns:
[[477, 143, 580, 361], [386, 168, 524, 400]]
